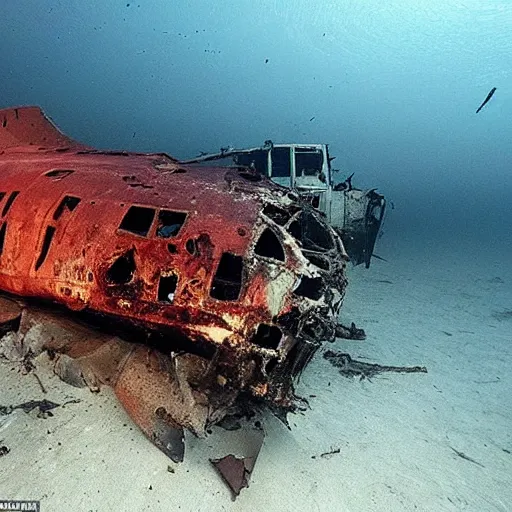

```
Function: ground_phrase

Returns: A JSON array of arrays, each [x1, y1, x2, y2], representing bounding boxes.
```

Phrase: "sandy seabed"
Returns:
[[1, 231, 511, 512]]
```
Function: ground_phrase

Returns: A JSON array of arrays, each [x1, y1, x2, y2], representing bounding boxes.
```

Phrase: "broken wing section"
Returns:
[[330, 188, 386, 268], [0, 106, 90, 151]]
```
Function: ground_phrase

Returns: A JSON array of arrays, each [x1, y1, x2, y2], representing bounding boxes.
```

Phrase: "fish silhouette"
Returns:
[[476, 87, 496, 114]]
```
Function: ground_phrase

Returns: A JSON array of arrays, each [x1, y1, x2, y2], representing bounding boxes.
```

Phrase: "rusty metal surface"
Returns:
[[0, 106, 349, 452]]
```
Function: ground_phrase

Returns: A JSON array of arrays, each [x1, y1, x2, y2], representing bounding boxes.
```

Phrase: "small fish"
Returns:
[[476, 87, 496, 114], [309, 116, 315, 122]]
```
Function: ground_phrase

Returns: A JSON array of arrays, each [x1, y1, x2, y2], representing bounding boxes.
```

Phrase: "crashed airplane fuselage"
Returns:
[[0, 106, 349, 457]]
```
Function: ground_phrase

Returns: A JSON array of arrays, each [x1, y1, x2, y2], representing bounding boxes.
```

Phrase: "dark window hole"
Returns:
[[303, 252, 330, 271], [276, 307, 302, 336], [293, 275, 324, 301], [251, 324, 282, 350], [106, 250, 136, 285], [119, 206, 155, 237], [0, 222, 6, 255], [167, 243, 177, 254], [255, 228, 285, 261], [185, 239, 196, 255], [45, 169, 74, 180], [262, 204, 290, 226], [238, 171, 262, 182], [35, 226, 56, 271], [265, 358, 278, 374], [210, 252, 244, 301], [53, 195, 81, 221], [287, 220, 302, 242], [301, 212, 334, 251], [2, 191, 19, 217], [158, 273, 178, 302], [307, 195, 320, 209], [157, 210, 187, 238]]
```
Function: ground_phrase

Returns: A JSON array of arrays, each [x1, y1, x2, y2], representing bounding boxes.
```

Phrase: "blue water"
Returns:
[[1, 0, 511, 249]]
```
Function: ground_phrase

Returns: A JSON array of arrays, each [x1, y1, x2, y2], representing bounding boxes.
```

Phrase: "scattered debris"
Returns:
[[210, 454, 256, 499], [32, 373, 47, 393], [320, 447, 341, 458], [210, 423, 264, 499], [312, 447, 341, 459], [0, 398, 80, 418], [335, 322, 366, 340], [450, 446, 485, 468], [324, 350, 427, 379]]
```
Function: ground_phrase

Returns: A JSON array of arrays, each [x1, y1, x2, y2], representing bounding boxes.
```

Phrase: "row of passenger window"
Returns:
[[0, 187, 188, 273], [119, 205, 187, 239]]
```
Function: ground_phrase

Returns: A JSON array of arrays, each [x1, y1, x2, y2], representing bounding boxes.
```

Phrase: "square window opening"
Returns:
[[158, 273, 178, 302], [156, 210, 187, 238], [119, 206, 156, 237]]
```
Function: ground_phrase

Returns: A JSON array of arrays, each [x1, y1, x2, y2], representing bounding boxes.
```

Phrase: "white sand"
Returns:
[[1, 231, 511, 511]]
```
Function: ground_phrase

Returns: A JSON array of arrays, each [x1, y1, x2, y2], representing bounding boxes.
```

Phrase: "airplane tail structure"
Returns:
[[0, 105, 89, 151]]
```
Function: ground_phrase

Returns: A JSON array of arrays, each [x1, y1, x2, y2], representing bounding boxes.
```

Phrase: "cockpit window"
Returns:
[[270, 147, 291, 178], [234, 150, 268, 176], [295, 148, 323, 177]]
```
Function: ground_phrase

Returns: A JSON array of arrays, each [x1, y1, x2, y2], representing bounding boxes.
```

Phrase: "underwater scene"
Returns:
[[0, 1, 511, 511]]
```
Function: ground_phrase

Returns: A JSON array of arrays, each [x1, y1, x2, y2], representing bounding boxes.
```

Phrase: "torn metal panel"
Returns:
[[331, 187, 386, 268], [0, 106, 349, 461], [210, 421, 265, 499], [181, 141, 386, 268]]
